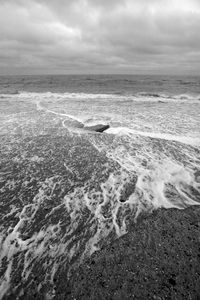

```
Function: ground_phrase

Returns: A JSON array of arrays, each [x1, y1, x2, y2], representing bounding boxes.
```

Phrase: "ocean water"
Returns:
[[0, 75, 200, 298]]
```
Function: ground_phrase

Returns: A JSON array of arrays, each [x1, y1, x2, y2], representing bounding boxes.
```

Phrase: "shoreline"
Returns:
[[2, 206, 200, 299]]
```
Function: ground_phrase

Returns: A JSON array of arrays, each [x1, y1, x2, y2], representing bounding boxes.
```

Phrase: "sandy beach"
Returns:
[[67, 206, 200, 299]]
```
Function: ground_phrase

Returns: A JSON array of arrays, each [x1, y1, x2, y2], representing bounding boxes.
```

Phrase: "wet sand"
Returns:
[[3, 205, 200, 299], [62, 206, 200, 300]]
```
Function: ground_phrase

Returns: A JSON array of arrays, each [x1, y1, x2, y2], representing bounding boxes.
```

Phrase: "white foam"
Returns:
[[106, 126, 200, 146], [1, 91, 200, 103], [15, 91, 120, 100], [35, 99, 83, 123]]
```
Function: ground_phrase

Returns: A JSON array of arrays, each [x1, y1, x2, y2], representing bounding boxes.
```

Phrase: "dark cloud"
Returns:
[[0, 0, 200, 74]]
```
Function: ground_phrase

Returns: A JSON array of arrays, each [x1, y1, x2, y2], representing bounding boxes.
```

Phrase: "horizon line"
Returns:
[[0, 73, 199, 77]]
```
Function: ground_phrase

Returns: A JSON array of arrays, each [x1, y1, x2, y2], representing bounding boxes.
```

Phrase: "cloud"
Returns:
[[0, 0, 200, 74]]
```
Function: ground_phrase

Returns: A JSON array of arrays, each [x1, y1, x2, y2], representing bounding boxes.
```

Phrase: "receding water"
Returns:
[[0, 75, 200, 299]]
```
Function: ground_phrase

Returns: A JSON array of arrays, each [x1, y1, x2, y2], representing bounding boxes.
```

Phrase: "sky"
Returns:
[[0, 0, 200, 75]]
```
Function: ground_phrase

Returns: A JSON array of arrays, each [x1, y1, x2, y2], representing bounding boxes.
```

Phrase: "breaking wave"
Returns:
[[107, 127, 200, 147], [0, 91, 200, 103]]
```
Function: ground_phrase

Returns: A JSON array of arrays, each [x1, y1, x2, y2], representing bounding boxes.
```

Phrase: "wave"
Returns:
[[106, 127, 200, 146], [136, 92, 200, 102], [0, 91, 199, 103], [17, 91, 118, 100], [0, 92, 19, 99], [137, 92, 167, 98], [136, 92, 193, 99], [88, 131, 200, 237], [0, 90, 19, 95]]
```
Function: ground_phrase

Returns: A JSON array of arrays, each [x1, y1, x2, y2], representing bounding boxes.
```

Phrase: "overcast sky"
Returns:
[[0, 0, 200, 75]]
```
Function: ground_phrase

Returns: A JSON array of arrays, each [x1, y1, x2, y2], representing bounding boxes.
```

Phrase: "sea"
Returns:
[[0, 74, 200, 298]]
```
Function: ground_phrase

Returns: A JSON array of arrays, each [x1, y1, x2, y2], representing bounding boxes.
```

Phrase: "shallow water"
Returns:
[[0, 75, 200, 298]]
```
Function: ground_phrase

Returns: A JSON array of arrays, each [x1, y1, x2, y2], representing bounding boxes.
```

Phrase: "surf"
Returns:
[[106, 126, 200, 146]]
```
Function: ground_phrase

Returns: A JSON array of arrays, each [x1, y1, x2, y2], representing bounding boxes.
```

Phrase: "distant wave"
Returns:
[[17, 91, 118, 100], [137, 92, 165, 98], [0, 91, 199, 103], [136, 92, 200, 101], [0, 90, 19, 97]]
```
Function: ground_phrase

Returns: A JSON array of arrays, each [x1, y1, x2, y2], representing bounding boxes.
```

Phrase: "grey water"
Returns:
[[1, 74, 200, 95], [0, 75, 200, 299]]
